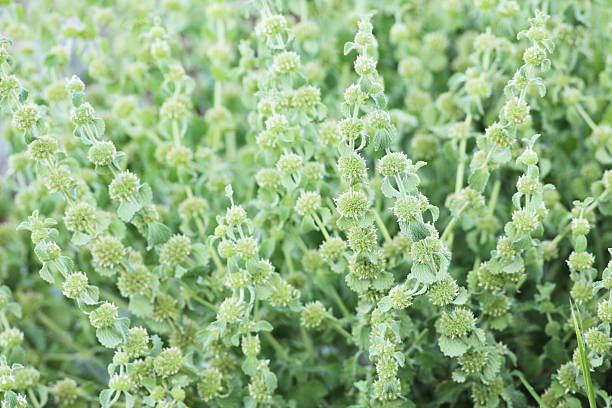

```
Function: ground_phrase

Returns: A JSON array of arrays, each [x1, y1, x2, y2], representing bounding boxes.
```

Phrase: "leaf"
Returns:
[[72, 91, 84, 108], [118, 200, 142, 222], [125, 393, 135, 408], [242, 356, 258, 376], [129, 294, 153, 318], [39, 264, 55, 284], [381, 178, 400, 198], [438, 335, 468, 357], [147, 222, 172, 248], [410, 263, 436, 285], [468, 168, 489, 192], [96, 326, 123, 348], [254, 320, 273, 332], [99, 389, 113, 408], [344, 41, 357, 55], [78, 285, 99, 305], [72, 231, 93, 246]]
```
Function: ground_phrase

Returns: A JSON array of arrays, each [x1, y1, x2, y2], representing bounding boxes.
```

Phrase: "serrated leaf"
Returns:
[[96, 327, 123, 348], [438, 335, 468, 357], [410, 263, 435, 285]]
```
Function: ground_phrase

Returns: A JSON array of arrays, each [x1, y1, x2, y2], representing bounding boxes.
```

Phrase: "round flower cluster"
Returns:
[[347, 225, 377, 253], [13, 103, 41, 131], [217, 297, 245, 324], [319, 237, 346, 261], [241, 335, 261, 356], [89, 301, 118, 329], [428, 278, 458, 306], [338, 117, 364, 141], [91, 236, 126, 270], [70, 102, 96, 125], [0, 328, 23, 348], [272, 51, 300, 74], [388, 284, 413, 310], [354, 55, 376, 76], [335, 190, 368, 218], [124, 327, 149, 358], [256, 14, 287, 39], [178, 197, 208, 219], [62, 272, 88, 299], [109, 170, 140, 202], [300, 301, 326, 329], [28, 137, 57, 162], [235, 237, 259, 259], [392, 194, 428, 223], [154, 347, 183, 378], [63, 201, 95, 233], [567, 251, 594, 272], [377, 152, 408, 177], [277, 153, 303, 174], [439, 308, 474, 338], [584, 328, 611, 354], [88, 141, 116, 166], [160, 234, 191, 267], [269, 279, 299, 307], [295, 191, 321, 216], [337, 153, 367, 184], [117, 265, 151, 297], [198, 368, 223, 401]]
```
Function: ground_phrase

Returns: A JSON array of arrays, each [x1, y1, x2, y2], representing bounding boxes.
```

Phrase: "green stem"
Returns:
[[262, 332, 290, 364], [441, 203, 468, 242], [328, 286, 351, 319], [327, 318, 353, 342], [455, 132, 468, 195], [511, 370, 550, 408], [374, 210, 393, 245], [312, 212, 330, 240], [36, 313, 104, 369], [300, 326, 315, 366], [575, 103, 597, 131]]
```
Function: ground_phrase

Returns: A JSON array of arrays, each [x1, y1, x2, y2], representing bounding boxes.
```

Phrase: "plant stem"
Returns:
[[262, 332, 290, 364], [374, 210, 393, 245], [300, 326, 315, 365]]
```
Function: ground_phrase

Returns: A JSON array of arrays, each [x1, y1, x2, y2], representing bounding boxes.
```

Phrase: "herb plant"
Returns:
[[0, 0, 612, 407]]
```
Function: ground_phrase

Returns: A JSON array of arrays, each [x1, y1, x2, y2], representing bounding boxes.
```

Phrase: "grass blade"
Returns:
[[570, 300, 597, 408]]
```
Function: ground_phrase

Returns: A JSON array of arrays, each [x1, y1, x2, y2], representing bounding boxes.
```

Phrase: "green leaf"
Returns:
[[410, 263, 435, 285], [72, 231, 93, 246], [99, 389, 114, 408], [39, 264, 55, 284], [242, 356, 258, 376], [118, 200, 142, 222], [438, 335, 468, 357], [129, 294, 153, 318], [254, 320, 273, 332], [78, 285, 99, 305], [96, 326, 123, 348], [468, 168, 489, 192]]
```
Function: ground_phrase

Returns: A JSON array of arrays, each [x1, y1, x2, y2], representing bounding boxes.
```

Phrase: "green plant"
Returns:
[[1, 0, 612, 407]]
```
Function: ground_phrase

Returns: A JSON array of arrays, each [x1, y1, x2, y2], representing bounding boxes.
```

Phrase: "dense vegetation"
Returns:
[[0, 0, 611, 407]]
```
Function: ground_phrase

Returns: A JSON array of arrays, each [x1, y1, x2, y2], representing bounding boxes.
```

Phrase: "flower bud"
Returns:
[[300, 301, 326, 329], [62, 272, 88, 299], [89, 301, 118, 328], [154, 347, 183, 378]]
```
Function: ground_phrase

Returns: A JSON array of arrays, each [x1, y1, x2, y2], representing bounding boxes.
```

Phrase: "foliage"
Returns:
[[0, 0, 611, 407]]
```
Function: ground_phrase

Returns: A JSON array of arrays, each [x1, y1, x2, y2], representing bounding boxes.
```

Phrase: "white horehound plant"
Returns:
[[1, 1, 612, 408]]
